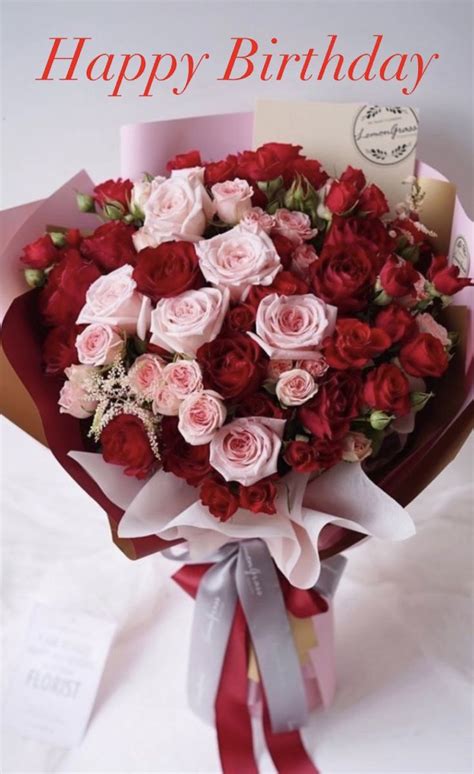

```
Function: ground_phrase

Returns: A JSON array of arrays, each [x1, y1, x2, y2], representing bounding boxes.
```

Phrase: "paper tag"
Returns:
[[4, 603, 116, 748]]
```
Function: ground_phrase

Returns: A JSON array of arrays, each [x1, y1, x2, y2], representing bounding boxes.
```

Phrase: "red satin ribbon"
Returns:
[[173, 564, 324, 773]]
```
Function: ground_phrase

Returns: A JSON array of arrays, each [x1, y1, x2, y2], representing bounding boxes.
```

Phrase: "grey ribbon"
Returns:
[[165, 541, 346, 734]]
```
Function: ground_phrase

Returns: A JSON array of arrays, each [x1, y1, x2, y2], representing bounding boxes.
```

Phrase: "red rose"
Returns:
[[363, 363, 411, 416], [374, 304, 417, 344], [427, 255, 473, 296], [204, 155, 238, 186], [223, 303, 256, 334], [43, 325, 80, 374], [340, 166, 366, 191], [270, 234, 295, 268], [161, 417, 211, 486], [312, 437, 344, 470], [133, 241, 202, 301], [101, 414, 157, 479], [239, 479, 278, 515], [197, 333, 267, 401], [65, 228, 82, 248], [299, 370, 362, 440], [289, 158, 328, 189], [284, 440, 319, 472], [166, 149, 202, 172], [246, 270, 308, 310], [324, 319, 391, 369], [93, 178, 133, 210], [21, 234, 59, 269], [380, 256, 419, 297], [311, 244, 377, 312], [200, 479, 239, 521], [325, 216, 394, 265], [80, 221, 137, 272], [325, 180, 359, 215], [235, 392, 285, 419], [39, 249, 101, 326], [399, 333, 449, 377], [389, 216, 427, 246], [237, 143, 302, 183], [358, 184, 389, 217]]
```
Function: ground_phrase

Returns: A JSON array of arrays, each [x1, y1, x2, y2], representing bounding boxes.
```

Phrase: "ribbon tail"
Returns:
[[262, 698, 320, 774], [215, 603, 259, 774]]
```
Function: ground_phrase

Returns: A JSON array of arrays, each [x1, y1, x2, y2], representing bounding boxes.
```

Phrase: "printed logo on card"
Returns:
[[353, 106, 418, 166], [450, 235, 470, 277]]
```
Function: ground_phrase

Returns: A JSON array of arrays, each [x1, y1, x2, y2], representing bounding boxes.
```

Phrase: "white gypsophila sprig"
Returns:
[[402, 175, 426, 213], [86, 356, 161, 460]]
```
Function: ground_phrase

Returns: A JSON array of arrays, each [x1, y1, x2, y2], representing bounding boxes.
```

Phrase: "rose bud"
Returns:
[[379, 256, 420, 298], [427, 255, 473, 296], [21, 234, 59, 269], [325, 180, 359, 215]]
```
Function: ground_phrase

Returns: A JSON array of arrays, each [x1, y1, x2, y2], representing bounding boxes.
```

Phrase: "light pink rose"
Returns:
[[296, 355, 329, 378], [76, 323, 123, 366], [131, 177, 153, 215], [178, 390, 227, 446], [58, 365, 98, 419], [272, 209, 317, 245], [150, 287, 229, 356], [416, 313, 450, 345], [128, 354, 165, 399], [291, 243, 319, 278], [196, 224, 282, 301], [267, 359, 294, 380], [132, 168, 214, 250], [209, 416, 285, 486], [211, 178, 253, 225], [249, 293, 337, 360], [342, 432, 373, 462], [240, 207, 275, 234], [276, 369, 319, 407], [152, 384, 181, 417], [76, 264, 151, 339], [162, 359, 202, 400]]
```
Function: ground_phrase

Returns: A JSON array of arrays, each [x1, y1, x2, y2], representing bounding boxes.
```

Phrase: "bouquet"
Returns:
[[2, 108, 472, 774]]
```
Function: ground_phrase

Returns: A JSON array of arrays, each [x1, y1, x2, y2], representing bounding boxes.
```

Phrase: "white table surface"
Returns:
[[1, 416, 472, 774]]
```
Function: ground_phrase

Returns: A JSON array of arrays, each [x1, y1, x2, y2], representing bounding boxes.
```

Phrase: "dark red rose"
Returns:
[[43, 325, 80, 374], [237, 143, 302, 183], [200, 479, 239, 521], [239, 479, 278, 515], [166, 149, 202, 172], [324, 216, 394, 265], [374, 304, 417, 344], [101, 414, 157, 479], [223, 303, 256, 334], [39, 249, 101, 326], [133, 241, 202, 301], [340, 166, 366, 192], [93, 178, 133, 210], [324, 319, 391, 369], [284, 440, 319, 472], [380, 256, 419, 298], [427, 255, 473, 296], [358, 184, 389, 217], [246, 270, 308, 310], [235, 392, 285, 419], [310, 244, 377, 312], [80, 221, 137, 272], [270, 234, 294, 268], [363, 363, 411, 416], [312, 437, 344, 470], [65, 228, 82, 248], [325, 180, 359, 215], [399, 333, 449, 377], [299, 371, 362, 440], [197, 333, 267, 401], [161, 417, 211, 486], [21, 234, 59, 269], [389, 216, 427, 246], [289, 157, 328, 189], [204, 155, 238, 186]]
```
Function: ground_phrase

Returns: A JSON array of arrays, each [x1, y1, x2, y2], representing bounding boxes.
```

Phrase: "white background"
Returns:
[[1, 2, 473, 773]]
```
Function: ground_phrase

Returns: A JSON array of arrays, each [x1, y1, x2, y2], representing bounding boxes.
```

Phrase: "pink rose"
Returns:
[[249, 293, 337, 360], [77, 264, 151, 339], [178, 390, 227, 445], [131, 177, 153, 215], [272, 209, 317, 245], [128, 354, 165, 399], [196, 224, 282, 301], [209, 416, 285, 486], [150, 287, 229, 356], [276, 368, 319, 407], [58, 365, 98, 419], [291, 243, 319, 278], [240, 207, 275, 234], [267, 359, 294, 380], [211, 178, 253, 225], [132, 168, 214, 250], [76, 323, 123, 366], [416, 313, 450, 346], [162, 359, 203, 400], [152, 384, 181, 417], [296, 354, 329, 378], [341, 432, 373, 462]]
